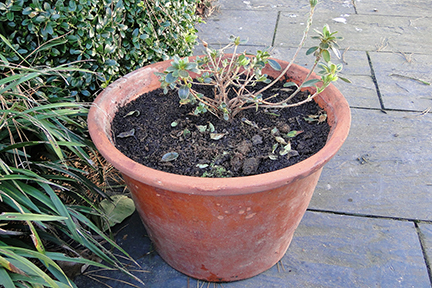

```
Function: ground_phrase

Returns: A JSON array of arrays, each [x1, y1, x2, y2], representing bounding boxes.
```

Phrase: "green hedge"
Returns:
[[0, 0, 200, 100]]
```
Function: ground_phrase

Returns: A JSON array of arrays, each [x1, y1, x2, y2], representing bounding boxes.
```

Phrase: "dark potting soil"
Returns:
[[111, 79, 330, 177]]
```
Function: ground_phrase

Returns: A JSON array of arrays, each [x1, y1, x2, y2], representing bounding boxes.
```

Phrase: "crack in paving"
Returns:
[[351, 106, 432, 114], [415, 223, 432, 285], [351, 0, 358, 14], [366, 51, 386, 111], [271, 11, 281, 47], [307, 208, 432, 224]]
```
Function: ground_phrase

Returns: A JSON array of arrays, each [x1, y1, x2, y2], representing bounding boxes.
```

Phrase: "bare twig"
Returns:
[[376, 37, 388, 51], [397, 51, 413, 63], [342, 46, 350, 65], [389, 73, 431, 85]]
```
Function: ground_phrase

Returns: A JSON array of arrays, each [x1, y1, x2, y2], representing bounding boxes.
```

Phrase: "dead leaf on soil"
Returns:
[[210, 133, 225, 140], [117, 128, 135, 138]]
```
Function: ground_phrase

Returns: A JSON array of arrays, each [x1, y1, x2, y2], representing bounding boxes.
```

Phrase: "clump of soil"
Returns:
[[111, 79, 330, 177]]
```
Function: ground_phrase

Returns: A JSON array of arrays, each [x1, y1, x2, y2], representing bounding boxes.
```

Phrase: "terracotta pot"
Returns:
[[88, 56, 351, 282]]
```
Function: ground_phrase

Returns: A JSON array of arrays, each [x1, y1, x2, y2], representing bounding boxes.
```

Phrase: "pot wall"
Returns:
[[88, 55, 351, 282], [123, 168, 322, 281]]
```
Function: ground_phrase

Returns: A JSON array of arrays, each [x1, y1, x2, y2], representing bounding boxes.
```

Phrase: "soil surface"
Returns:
[[111, 79, 330, 177]]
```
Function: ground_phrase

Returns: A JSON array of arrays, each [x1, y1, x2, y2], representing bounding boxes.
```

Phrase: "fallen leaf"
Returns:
[[210, 133, 225, 140], [117, 128, 135, 138], [161, 152, 179, 162], [99, 195, 135, 232]]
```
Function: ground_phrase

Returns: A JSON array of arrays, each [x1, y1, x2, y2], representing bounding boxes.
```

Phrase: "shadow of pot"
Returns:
[[87, 56, 351, 282]]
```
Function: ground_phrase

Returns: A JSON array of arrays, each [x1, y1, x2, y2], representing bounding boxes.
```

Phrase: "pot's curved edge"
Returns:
[[88, 57, 351, 196]]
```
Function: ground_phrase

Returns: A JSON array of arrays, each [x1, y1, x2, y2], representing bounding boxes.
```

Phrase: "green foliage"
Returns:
[[0, 50, 141, 287], [0, 0, 200, 100], [307, 24, 344, 60], [158, 22, 346, 121], [157, 1, 349, 121], [158, 36, 279, 120]]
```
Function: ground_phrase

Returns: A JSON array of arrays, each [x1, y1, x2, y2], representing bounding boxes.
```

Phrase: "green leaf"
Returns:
[[268, 59, 281, 71], [165, 72, 177, 83], [178, 85, 190, 100], [0, 248, 58, 288], [286, 130, 303, 138], [283, 82, 298, 88], [306, 46, 319, 55], [178, 69, 189, 78], [184, 62, 198, 71], [301, 79, 321, 88], [0, 213, 67, 222], [322, 50, 331, 62], [0, 254, 27, 276], [0, 267, 15, 288], [0, 72, 40, 95], [208, 122, 215, 132], [339, 76, 352, 83], [310, 0, 318, 7], [99, 195, 135, 231], [331, 45, 341, 59], [34, 15, 46, 24]]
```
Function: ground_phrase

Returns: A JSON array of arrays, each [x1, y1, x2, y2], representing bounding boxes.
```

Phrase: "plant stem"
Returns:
[[250, 4, 316, 98], [262, 53, 321, 106]]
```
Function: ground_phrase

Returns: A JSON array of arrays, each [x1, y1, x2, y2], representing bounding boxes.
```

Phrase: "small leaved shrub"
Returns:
[[0, 0, 200, 100]]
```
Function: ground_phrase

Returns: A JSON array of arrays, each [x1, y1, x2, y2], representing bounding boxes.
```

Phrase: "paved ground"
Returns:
[[76, 0, 432, 287]]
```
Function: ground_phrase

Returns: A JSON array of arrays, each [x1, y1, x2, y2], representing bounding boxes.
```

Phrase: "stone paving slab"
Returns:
[[368, 52, 432, 111], [74, 211, 431, 287], [333, 75, 381, 109], [215, 0, 354, 13], [311, 108, 432, 221], [270, 48, 371, 76], [353, 0, 432, 16], [274, 13, 432, 53], [194, 43, 380, 109], [269, 48, 381, 109], [193, 44, 268, 56], [195, 10, 277, 46], [282, 211, 430, 287], [194, 44, 371, 77]]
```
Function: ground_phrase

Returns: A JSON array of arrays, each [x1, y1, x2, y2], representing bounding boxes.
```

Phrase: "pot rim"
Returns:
[[88, 56, 351, 196]]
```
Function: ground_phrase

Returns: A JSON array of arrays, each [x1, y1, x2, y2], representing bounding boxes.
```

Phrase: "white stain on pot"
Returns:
[[245, 213, 257, 219], [217, 216, 224, 220]]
